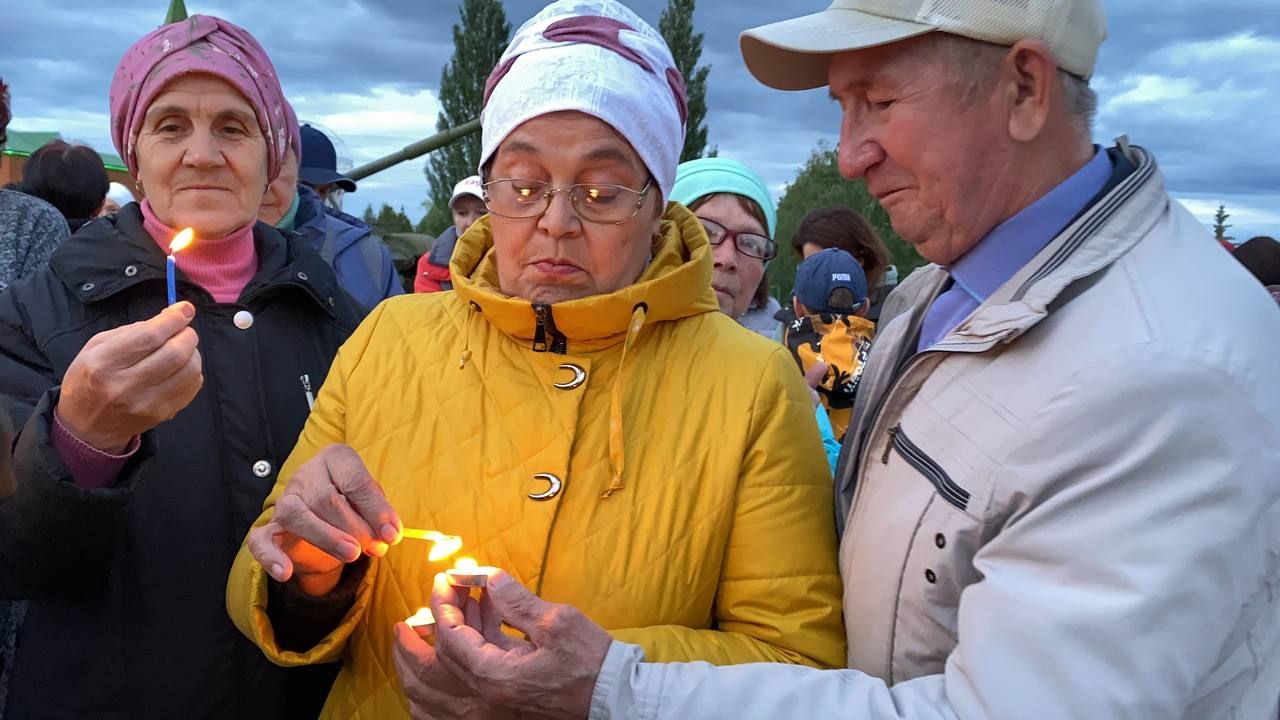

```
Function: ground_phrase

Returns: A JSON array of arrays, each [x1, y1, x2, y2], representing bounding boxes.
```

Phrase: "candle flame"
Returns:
[[399, 528, 464, 562], [428, 535, 463, 562], [170, 228, 194, 254], [454, 556, 479, 571]]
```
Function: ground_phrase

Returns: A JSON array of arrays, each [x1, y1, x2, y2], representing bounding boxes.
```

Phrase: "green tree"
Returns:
[[361, 205, 376, 227], [423, 0, 511, 236], [414, 212, 437, 235], [658, 0, 711, 162], [769, 141, 923, 301], [1213, 203, 1233, 243], [367, 204, 414, 238]]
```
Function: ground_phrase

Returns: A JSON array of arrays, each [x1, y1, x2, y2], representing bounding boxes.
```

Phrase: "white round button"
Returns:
[[233, 311, 254, 330], [252, 460, 272, 478]]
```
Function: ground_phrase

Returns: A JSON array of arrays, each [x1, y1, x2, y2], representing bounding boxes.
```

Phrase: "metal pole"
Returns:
[[346, 118, 482, 182]]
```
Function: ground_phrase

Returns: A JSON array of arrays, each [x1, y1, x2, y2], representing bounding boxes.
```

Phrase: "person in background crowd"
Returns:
[[260, 110, 402, 311], [0, 77, 68, 293], [297, 123, 354, 206], [782, 207, 891, 325], [1232, 235, 1280, 306], [424, 0, 1280, 717], [229, 3, 844, 718], [783, 248, 875, 443], [12, 139, 110, 232], [414, 175, 485, 292], [671, 157, 781, 336], [671, 157, 839, 469], [98, 182, 137, 217], [868, 263, 899, 322], [0, 17, 363, 719]]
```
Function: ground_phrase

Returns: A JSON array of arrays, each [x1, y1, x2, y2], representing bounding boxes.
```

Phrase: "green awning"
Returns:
[[1, 130, 130, 172]]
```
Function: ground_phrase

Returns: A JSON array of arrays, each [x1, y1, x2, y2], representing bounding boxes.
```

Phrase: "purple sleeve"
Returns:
[[50, 412, 140, 490]]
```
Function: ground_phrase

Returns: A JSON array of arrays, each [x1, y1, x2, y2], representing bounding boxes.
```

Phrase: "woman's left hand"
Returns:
[[393, 621, 518, 720]]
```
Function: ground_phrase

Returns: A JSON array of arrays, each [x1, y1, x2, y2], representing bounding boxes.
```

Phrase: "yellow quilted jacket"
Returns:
[[227, 204, 846, 719]]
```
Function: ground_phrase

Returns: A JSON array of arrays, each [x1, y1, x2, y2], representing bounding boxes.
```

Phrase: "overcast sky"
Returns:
[[3, 0, 1277, 240]]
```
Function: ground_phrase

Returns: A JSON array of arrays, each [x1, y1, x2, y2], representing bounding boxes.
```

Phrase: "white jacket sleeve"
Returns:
[[590, 642, 960, 720], [591, 344, 1280, 719]]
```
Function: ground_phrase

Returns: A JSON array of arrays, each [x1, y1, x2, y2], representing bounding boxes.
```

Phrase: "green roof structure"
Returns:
[[1, 130, 129, 172]]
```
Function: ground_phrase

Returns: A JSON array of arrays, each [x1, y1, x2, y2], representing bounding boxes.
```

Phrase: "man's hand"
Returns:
[[246, 445, 401, 596], [57, 302, 203, 453], [431, 571, 612, 720]]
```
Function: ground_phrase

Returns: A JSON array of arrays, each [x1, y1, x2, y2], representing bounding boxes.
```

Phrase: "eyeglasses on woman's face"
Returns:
[[699, 217, 776, 261], [482, 178, 653, 225]]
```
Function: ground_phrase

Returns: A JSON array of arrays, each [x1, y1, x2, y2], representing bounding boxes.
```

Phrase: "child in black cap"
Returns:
[[784, 248, 877, 442]]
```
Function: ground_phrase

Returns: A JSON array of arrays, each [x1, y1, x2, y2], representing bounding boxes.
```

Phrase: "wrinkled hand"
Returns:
[[804, 359, 829, 407], [57, 302, 203, 453], [431, 571, 612, 720], [393, 606, 517, 720], [246, 444, 400, 596]]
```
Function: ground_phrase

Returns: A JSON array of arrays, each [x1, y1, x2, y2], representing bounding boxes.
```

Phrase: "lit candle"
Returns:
[[399, 528, 463, 562], [445, 557, 497, 588], [405, 606, 436, 630], [167, 228, 194, 305]]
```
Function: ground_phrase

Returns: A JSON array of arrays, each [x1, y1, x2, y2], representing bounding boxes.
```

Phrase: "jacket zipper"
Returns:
[[300, 374, 316, 411], [883, 424, 970, 511], [851, 352, 928, 512], [531, 303, 568, 354]]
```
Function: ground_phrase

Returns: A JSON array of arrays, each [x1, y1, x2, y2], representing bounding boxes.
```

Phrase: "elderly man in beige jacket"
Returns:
[[415, 1, 1280, 718]]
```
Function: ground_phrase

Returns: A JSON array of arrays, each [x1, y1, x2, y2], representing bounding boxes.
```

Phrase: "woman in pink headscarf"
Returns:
[[0, 16, 364, 719]]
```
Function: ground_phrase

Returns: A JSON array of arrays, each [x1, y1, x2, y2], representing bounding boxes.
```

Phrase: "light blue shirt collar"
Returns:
[[946, 146, 1113, 304]]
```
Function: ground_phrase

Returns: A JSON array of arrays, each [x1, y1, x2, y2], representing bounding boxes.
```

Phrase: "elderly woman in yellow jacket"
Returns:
[[227, 1, 845, 717]]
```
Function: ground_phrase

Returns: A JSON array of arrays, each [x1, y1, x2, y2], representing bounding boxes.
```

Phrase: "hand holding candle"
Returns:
[[54, 302, 203, 454], [166, 228, 194, 306], [425, 571, 612, 719]]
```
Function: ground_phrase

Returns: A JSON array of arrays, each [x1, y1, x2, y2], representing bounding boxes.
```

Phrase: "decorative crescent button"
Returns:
[[553, 363, 587, 390], [528, 473, 563, 501]]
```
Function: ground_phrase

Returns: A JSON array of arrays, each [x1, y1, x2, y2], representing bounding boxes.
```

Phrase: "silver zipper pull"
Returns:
[[300, 374, 316, 411], [881, 425, 900, 464]]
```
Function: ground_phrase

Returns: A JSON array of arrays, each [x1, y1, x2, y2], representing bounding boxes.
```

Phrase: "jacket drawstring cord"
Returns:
[[459, 302, 477, 369], [602, 302, 648, 499]]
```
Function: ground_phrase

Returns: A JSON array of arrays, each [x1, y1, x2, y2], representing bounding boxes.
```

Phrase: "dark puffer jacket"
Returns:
[[0, 204, 364, 720]]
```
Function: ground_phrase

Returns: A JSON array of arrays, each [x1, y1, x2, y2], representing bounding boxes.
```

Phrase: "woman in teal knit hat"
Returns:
[[671, 157, 781, 337], [672, 158, 842, 473]]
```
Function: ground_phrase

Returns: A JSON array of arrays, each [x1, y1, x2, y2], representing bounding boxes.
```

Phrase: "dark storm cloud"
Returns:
[[4, 0, 1277, 233]]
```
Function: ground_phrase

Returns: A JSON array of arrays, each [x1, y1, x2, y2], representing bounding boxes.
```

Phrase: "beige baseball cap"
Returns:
[[740, 0, 1107, 91]]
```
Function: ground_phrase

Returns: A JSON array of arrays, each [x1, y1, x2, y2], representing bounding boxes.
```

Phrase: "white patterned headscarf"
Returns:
[[479, 0, 688, 201]]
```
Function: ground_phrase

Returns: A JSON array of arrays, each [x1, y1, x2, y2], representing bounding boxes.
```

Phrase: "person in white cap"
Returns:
[[228, 2, 846, 718], [414, 175, 486, 292], [97, 181, 137, 217], [422, 0, 1280, 718]]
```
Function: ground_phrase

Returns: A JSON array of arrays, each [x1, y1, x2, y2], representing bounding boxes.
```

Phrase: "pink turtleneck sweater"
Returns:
[[51, 204, 260, 488], [141, 200, 258, 303]]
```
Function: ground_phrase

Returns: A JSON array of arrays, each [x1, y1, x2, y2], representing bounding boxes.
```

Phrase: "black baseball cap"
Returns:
[[298, 124, 357, 193]]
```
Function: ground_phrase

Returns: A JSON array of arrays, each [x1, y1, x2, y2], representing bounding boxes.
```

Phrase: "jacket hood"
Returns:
[[450, 201, 720, 351], [294, 183, 369, 253]]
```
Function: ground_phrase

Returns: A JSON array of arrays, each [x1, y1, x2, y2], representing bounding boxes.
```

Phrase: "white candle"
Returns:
[[446, 557, 497, 588]]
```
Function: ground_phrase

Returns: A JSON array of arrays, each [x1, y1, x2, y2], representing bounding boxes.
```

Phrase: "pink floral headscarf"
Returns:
[[109, 15, 289, 181]]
